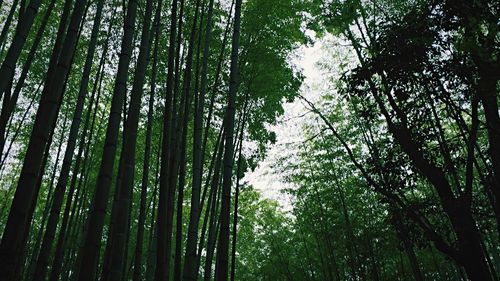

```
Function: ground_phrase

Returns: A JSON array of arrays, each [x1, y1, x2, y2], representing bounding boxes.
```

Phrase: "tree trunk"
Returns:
[[0, 83, 38, 171], [0, 0, 43, 99], [229, 98, 249, 281], [204, 167, 223, 281], [155, 0, 179, 279], [196, 127, 223, 280], [131, 2, 162, 281], [201, 0, 233, 161], [75, 0, 138, 279], [214, 0, 242, 278], [106, 0, 153, 279], [174, 92, 191, 281], [31, 1, 104, 280], [182, 0, 216, 277], [345, 26, 494, 281], [26, 112, 68, 280], [0, 0, 14, 48], [0, 0, 19, 49], [0, 0, 56, 158], [145, 147, 161, 281], [229, 145, 242, 281], [477, 73, 500, 233], [0, 0, 86, 278]]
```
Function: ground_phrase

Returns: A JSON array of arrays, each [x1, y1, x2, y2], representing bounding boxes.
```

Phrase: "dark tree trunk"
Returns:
[[0, 82, 39, 171], [146, 145, 162, 281], [195, 126, 223, 280], [344, 27, 494, 281], [0, 0, 19, 49], [173, 90, 191, 281], [0, 0, 43, 99], [182, 0, 216, 277], [229, 148, 242, 281], [132, 2, 162, 281], [26, 112, 68, 280], [0, 0, 86, 278], [175, 0, 205, 271], [105, 0, 154, 279], [49, 16, 111, 280], [230, 98, 249, 281], [75, 0, 138, 279], [477, 73, 500, 232], [155, 0, 179, 279], [204, 173, 223, 281], [201, 0, 233, 161], [214, 0, 242, 279], [31, 1, 105, 280], [0, 0, 56, 157]]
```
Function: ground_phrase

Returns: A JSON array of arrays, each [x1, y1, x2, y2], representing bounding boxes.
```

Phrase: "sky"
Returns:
[[242, 32, 328, 211]]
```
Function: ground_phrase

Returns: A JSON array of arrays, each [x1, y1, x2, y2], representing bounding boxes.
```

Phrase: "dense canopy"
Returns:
[[0, 0, 498, 280]]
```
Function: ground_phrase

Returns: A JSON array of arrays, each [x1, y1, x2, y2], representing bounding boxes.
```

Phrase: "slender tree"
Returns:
[[182, 0, 216, 277], [204, 166, 223, 281], [31, 1, 105, 280], [230, 98, 249, 281], [105, 0, 154, 279], [0, 0, 19, 49], [75, 0, 139, 279], [131, 1, 162, 281], [0, 0, 44, 99], [0, 0, 56, 155], [155, 0, 178, 279], [0, 0, 87, 278], [214, 0, 242, 279]]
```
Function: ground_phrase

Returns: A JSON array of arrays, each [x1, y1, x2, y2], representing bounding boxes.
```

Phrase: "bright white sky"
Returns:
[[242, 32, 330, 211]]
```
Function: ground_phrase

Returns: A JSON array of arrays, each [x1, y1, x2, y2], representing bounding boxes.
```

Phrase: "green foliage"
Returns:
[[240, 0, 305, 158], [0, 0, 498, 280]]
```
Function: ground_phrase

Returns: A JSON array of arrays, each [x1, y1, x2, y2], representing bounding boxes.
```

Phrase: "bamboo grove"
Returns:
[[0, 0, 499, 281], [261, 0, 499, 280], [0, 0, 304, 280]]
